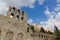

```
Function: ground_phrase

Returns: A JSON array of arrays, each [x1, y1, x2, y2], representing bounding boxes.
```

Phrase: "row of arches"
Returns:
[[31, 33, 54, 40], [10, 13, 24, 20], [0, 30, 24, 40], [37, 34, 53, 40], [9, 7, 24, 16], [4, 32, 14, 40], [8, 6, 25, 21]]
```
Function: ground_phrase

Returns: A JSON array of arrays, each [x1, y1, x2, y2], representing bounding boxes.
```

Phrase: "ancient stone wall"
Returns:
[[0, 6, 55, 40], [7, 6, 27, 25]]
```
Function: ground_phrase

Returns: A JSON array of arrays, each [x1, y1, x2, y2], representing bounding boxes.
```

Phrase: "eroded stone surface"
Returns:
[[0, 6, 55, 40]]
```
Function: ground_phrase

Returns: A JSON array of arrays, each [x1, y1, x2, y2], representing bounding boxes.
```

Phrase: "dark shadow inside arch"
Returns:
[[16, 15, 19, 20], [11, 7, 15, 13], [17, 9, 20, 14]]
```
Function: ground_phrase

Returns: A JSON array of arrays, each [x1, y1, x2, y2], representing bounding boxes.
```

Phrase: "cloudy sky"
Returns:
[[0, 0, 60, 31]]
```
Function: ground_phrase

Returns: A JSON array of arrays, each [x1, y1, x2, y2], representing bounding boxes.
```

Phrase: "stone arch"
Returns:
[[11, 7, 16, 13], [4, 31, 14, 40], [22, 11, 24, 16], [16, 15, 19, 20], [17, 9, 20, 14], [21, 17, 24, 21], [27, 27, 29, 32], [9, 6, 11, 12], [17, 33, 24, 40], [10, 13, 14, 18], [41, 35, 43, 38]]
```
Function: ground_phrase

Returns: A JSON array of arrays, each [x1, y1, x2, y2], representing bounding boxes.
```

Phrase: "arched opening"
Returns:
[[18, 9, 20, 14], [21, 17, 24, 21], [4, 31, 14, 40], [16, 9, 20, 14], [27, 27, 29, 32], [18, 9, 20, 12], [11, 7, 15, 13], [10, 13, 14, 18], [22, 11, 24, 16], [41, 35, 43, 38], [17, 33, 24, 40], [39, 35, 40, 37], [16, 15, 19, 20]]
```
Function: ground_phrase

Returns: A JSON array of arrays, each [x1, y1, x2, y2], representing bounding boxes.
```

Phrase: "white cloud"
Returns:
[[0, 1, 8, 15], [54, 0, 60, 12], [44, 7, 52, 18], [40, 7, 60, 32], [55, 13, 60, 27], [2, 0, 36, 8], [38, 0, 45, 5], [54, 6, 60, 12], [27, 19, 34, 25], [56, 0, 60, 3], [0, 0, 36, 15], [40, 0, 60, 31]]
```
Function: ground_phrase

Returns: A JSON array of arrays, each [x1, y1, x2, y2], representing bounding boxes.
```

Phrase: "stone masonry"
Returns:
[[0, 6, 55, 40]]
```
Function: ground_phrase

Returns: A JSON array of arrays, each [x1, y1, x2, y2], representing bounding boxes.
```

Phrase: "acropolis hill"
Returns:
[[0, 6, 55, 40]]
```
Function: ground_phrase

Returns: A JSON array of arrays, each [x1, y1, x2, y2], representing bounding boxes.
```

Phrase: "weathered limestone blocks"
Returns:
[[0, 6, 55, 40]]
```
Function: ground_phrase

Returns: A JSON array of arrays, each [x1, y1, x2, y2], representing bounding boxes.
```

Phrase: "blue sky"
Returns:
[[21, 0, 57, 24], [0, 0, 60, 31]]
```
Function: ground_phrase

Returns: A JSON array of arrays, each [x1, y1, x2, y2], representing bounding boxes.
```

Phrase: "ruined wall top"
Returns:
[[8, 6, 26, 16], [7, 6, 27, 21]]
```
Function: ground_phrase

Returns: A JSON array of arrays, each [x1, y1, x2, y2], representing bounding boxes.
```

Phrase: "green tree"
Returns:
[[40, 27, 45, 33], [47, 31, 54, 35], [54, 25, 60, 40], [30, 25, 35, 32]]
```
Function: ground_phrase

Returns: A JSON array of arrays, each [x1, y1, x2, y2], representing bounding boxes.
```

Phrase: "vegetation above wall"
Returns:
[[28, 24, 54, 35], [28, 24, 60, 40], [54, 25, 60, 40]]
